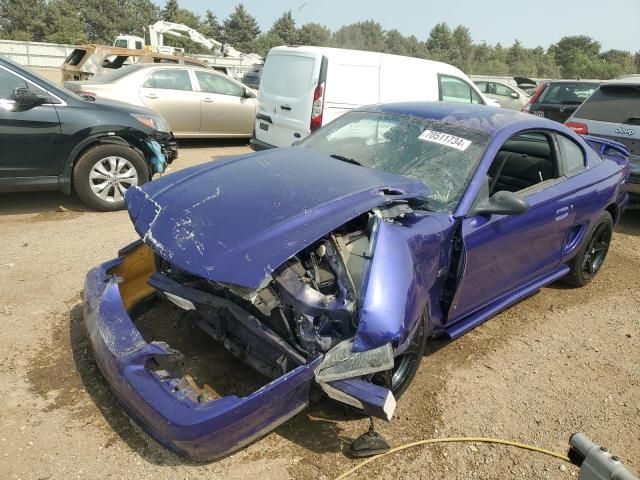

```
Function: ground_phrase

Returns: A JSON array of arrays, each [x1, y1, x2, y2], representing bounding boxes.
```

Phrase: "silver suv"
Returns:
[[565, 80, 640, 202]]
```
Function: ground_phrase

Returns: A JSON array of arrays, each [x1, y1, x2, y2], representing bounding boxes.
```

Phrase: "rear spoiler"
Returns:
[[583, 135, 630, 158]]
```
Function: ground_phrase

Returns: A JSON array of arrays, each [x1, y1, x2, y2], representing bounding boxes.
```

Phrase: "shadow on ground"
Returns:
[[0, 191, 89, 216], [175, 138, 250, 150]]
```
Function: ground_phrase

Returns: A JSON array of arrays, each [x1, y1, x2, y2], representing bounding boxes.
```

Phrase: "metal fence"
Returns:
[[0, 39, 76, 69]]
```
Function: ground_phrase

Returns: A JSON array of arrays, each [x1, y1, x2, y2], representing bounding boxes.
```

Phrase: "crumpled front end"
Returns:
[[83, 242, 319, 461], [84, 190, 451, 459]]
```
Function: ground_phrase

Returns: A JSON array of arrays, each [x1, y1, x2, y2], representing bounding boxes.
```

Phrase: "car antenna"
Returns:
[[350, 416, 391, 458]]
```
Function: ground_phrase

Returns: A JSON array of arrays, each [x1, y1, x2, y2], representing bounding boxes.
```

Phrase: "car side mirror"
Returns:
[[471, 190, 529, 216], [243, 87, 256, 99], [12, 87, 49, 112], [510, 92, 520, 99]]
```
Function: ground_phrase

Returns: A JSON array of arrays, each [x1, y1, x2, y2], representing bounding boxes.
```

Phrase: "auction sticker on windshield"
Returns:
[[419, 130, 472, 151]]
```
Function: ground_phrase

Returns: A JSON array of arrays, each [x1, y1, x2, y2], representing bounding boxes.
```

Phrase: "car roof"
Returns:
[[544, 80, 600, 85], [601, 77, 640, 86], [357, 101, 566, 136]]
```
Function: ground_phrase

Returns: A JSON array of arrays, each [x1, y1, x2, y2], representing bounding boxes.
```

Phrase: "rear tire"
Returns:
[[73, 144, 149, 211], [563, 211, 613, 288]]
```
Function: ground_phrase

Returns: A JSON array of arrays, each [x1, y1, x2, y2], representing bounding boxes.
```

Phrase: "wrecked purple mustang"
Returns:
[[83, 102, 629, 461]]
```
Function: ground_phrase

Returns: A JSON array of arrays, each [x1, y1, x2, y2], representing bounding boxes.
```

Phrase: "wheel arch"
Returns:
[[59, 134, 150, 195], [605, 203, 619, 225]]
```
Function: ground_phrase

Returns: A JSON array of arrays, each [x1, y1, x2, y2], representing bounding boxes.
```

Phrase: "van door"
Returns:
[[323, 59, 381, 125], [255, 51, 322, 148]]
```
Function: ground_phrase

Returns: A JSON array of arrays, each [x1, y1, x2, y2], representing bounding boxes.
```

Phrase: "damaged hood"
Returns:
[[125, 147, 430, 289]]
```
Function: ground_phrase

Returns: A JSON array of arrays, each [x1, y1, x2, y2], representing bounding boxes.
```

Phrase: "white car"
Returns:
[[473, 78, 531, 110], [252, 46, 497, 150]]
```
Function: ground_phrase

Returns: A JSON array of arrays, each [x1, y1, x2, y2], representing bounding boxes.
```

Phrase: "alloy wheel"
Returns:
[[581, 222, 612, 279], [89, 156, 139, 203]]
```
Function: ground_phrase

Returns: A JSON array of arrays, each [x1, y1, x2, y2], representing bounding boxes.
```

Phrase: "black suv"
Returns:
[[0, 56, 177, 211], [522, 80, 599, 123]]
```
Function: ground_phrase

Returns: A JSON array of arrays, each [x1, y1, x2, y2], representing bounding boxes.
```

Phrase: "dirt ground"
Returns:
[[1, 140, 638, 480]]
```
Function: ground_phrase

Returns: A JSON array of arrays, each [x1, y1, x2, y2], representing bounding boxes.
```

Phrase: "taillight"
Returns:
[[565, 122, 589, 135], [522, 83, 547, 113], [310, 82, 324, 131]]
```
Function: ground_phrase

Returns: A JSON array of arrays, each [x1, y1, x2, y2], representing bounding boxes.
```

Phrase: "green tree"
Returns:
[[252, 32, 284, 57], [201, 10, 222, 39], [601, 49, 635, 77], [331, 21, 385, 52], [222, 3, 261, 52], [384, 29, 409, 56], [269, 11, 297, 44], [426, 22, 452, 60], [549, 35, 602, 78], [0, 0, 48, 41], [450, 25, 474, 71], [297, 22, 330, 46], [161, 0, 179, 21], [44, 0, 86, 44], [120, 0, 160, 41]]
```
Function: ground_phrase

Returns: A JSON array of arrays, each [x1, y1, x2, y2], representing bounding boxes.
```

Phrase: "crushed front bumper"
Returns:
[[83, 258, 319, 461]]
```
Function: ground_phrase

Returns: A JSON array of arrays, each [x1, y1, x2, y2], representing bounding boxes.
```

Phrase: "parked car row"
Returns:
[[2, 45, 637, 210]]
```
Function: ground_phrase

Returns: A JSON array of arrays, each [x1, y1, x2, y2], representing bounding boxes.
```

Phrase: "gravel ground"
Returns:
[[0, 140, 638, 480]]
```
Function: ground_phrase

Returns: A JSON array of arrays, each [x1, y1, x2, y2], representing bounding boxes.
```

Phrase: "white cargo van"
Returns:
[[251, 46, 495, 150]]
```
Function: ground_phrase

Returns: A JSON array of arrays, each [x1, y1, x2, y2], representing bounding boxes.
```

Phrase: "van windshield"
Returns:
[[261, 54, 315, 98], [298, 110, 490, 212]]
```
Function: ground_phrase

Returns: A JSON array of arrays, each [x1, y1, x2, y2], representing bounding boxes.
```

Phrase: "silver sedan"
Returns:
[[65, 64, 257, 138]]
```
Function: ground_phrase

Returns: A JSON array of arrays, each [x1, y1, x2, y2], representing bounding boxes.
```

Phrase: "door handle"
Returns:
[[145, 93, 158, 99], [555, 207, 570, 221], [280, 104, 292, 111], [202, 98, 215, 103]]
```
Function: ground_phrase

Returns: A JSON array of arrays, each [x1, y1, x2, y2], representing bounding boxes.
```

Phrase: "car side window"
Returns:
[[143, 69, 193, 90], [475, 82, 488, 93], [439, 75, 483, 104], [495, 83, 514, 97], [556, 135, 586, 176], [487, 131, 560, 196], [195, 71, 244, 97], [0, 67, 29, 99]]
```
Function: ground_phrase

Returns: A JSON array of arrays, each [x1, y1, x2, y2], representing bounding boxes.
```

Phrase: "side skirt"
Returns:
[[444, 264, 570, 339]]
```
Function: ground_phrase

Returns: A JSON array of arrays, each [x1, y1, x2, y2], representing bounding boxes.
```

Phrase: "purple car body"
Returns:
[[83, 102, 629, 461]]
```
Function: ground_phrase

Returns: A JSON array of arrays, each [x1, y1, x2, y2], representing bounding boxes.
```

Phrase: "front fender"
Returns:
[[353, 217, 442, 352]]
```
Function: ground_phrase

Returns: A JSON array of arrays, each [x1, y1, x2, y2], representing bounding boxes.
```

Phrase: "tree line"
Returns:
[[1, 0, 638, 79]]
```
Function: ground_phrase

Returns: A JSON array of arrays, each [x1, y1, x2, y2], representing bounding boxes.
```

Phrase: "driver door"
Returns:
[[0, 64, 62, 179], [446, 131, 574, 324]]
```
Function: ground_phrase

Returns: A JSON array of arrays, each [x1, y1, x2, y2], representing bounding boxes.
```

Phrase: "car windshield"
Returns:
[[298, 110, 490, 211], [538, 83, 598, 105]]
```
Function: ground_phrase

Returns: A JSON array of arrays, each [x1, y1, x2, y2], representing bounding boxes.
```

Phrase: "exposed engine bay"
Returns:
[[156, 211, 376, 366]]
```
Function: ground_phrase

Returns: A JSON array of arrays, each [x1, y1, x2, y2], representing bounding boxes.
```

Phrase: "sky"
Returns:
[[158, 0, 640, 52]]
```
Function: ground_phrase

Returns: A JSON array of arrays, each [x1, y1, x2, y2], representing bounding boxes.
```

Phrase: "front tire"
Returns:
[[73, 144, 149, 211], [563, 211, 613, 288], [390, 315, 427, 398]]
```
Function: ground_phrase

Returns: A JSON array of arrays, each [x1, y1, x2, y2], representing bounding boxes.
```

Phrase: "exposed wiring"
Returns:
[[335, 437, 571, 480]]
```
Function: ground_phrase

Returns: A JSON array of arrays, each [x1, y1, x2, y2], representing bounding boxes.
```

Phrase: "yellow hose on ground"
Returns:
[[335, 437, 571, 480]]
